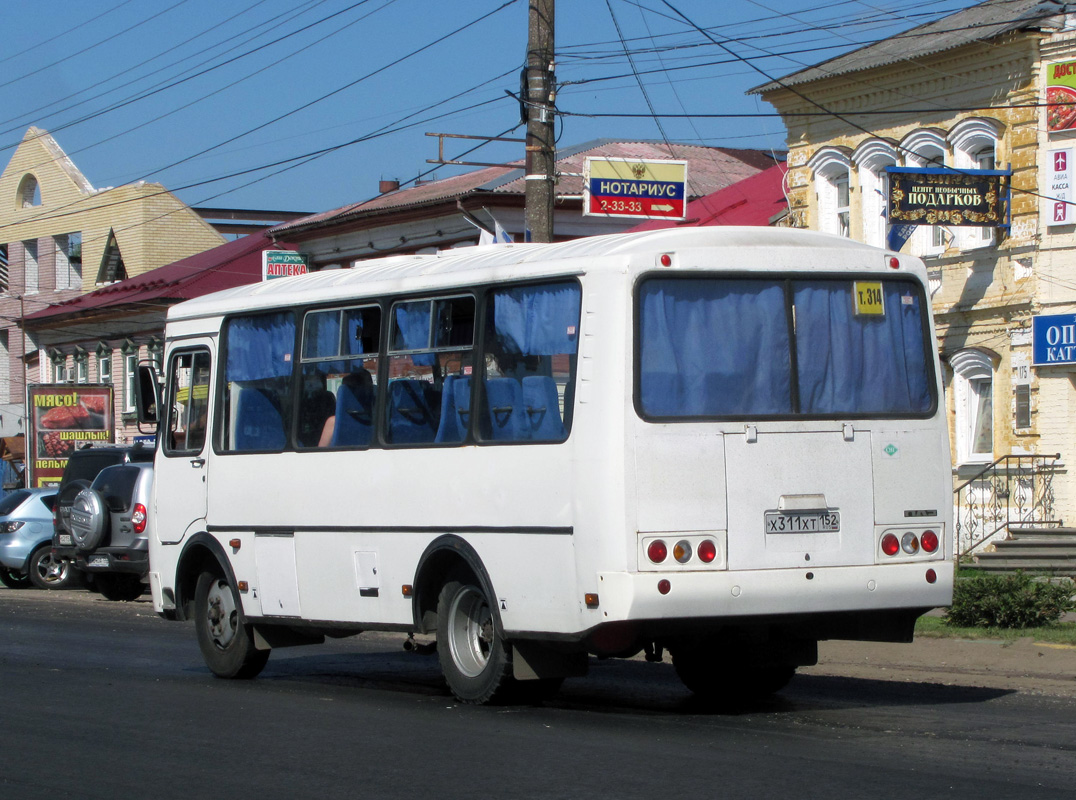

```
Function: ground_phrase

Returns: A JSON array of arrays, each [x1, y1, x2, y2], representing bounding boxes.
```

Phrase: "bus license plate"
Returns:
[[765, 511, 841, 534]]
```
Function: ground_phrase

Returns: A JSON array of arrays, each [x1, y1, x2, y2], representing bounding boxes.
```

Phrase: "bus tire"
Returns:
[[194, 569, 269, 679], [437, 575, 513, 704], [672, 642, 796, 702]]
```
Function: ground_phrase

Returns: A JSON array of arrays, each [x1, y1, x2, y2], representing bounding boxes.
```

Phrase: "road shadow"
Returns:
[[227, 644, 1014, 717]]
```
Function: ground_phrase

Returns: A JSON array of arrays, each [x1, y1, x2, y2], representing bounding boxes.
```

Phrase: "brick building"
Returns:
[[753, 0, 1076, 549], [0, 127, 225, 440]]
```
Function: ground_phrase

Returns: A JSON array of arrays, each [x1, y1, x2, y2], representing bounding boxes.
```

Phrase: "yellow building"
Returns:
[[0, 127, 224, 440], [754, 0, 1076, 555]]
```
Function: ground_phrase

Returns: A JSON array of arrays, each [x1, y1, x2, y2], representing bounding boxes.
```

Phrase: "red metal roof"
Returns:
[[25, 231, 289, 324], [627, 162, 787, 231]]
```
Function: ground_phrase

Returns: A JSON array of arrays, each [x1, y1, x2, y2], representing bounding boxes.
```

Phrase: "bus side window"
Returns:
[[479, 281, 580, 443], [220, 312, 296, 453], [385, 296, 474, 446], [164, 350, 211, 454], [298, 305, 381, 449]]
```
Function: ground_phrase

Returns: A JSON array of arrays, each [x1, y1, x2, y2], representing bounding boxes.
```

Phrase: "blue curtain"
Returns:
[[344, 308, 367, 357], [394, 302, 435, 366], [793, 280, 931, 414], [639, 279, 791, 416], [226, 313, 296, 381], [494, 283, 580, 355], [302, 310, 341, 360]]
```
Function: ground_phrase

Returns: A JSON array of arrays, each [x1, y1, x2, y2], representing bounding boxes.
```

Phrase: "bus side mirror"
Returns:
[[134, 364, 161, 428]]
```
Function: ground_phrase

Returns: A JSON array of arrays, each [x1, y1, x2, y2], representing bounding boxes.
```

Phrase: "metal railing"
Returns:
[[953, 453, 1062, 561]]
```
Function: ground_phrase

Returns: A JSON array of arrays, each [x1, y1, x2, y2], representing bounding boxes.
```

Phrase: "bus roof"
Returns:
[[167, 227, 902, 322]]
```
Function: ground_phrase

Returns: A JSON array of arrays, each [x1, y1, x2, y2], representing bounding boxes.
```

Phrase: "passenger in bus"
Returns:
[[318, 368, 374, 447]]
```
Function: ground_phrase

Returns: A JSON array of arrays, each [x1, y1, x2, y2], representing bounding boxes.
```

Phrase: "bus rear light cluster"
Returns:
[[879, 529, 940, 559], [641, 534, 724, 570]]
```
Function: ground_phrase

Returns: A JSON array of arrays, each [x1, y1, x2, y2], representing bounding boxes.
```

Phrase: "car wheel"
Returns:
[[194, 568, 269, 679], [0, 567, 32, 589], [94, 573, 145, 601], [70, 489, 109, 552], [27, 546, 76, 590], [436, 572, 515, 704]]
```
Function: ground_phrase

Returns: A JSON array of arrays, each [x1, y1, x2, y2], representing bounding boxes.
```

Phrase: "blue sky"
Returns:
[[0, 0, 978, 214]]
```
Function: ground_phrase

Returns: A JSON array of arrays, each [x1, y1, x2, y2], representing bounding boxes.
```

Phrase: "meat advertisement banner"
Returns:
[[1048, 61, 1076, 132], [28, 385, 114, 487]]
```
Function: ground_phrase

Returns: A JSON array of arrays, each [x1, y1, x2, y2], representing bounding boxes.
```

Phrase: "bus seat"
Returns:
[[434, 374, 471, 443], [331, 374, 375, 447], [522, 375, 565, 441], [388, 379, 437, 444], [485, 377, 528, 441], [235, 388, 285, 451]]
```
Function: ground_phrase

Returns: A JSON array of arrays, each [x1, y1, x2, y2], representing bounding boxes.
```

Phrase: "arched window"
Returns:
[[949, 118, 1002, 249], [853, 139, 898, 248], [17, 174, 41, 208], [950, 348, 995, 465], [808, 148, 852, 238], [901, 130, 949, 257]]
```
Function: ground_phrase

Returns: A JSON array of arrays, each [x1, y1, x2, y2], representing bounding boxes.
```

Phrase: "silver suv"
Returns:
[[69, 463, 153, 601]]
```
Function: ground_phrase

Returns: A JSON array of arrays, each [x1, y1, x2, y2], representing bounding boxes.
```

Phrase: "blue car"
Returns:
[[0, 488, 75, 590]]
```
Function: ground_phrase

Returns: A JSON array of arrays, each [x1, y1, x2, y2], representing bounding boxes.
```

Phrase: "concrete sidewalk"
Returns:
[[807, 635, 1076, 698]]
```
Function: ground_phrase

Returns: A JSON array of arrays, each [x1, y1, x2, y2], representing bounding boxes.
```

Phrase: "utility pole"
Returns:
[[524, 0, 555, 243]]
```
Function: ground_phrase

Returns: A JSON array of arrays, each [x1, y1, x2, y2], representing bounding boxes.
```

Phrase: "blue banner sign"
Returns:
[[1033, 313, 1076, 365]]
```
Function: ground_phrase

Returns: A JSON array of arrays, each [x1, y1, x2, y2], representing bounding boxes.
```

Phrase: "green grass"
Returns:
[[915, 614, 1076, 646]]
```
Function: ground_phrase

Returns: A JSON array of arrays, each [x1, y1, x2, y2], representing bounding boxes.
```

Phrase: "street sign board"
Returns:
[[262, 250, 309, 281], [28, 384, 114, 487], [583, 157, 687, 220], [1033, 313, 1076, 366]]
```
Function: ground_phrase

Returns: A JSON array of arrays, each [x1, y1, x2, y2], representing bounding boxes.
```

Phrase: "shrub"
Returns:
[[945, 573, 1076, 628]]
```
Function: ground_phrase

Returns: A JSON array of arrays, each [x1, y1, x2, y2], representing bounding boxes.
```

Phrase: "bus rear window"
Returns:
[[637, 276, 934, 419]]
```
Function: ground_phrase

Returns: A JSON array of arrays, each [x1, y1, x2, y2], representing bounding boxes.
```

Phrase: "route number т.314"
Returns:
[[853, 281, 885, 316]]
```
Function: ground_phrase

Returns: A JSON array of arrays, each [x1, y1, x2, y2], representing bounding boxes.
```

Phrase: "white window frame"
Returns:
[[123, 351, 138, 413], [854, 140, 898, 248], [75, 352, 88, 384], [901, 130, 950, 257], [949, 118, 1001, 250], [809, 148, 853, 238], [950, 349, 995, 465], [97, 346, 112, 384]]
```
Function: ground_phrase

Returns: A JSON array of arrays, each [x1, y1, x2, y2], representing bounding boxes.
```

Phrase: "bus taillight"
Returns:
[[900, 532, 920, 554], [881, 533, 900, 556], [647, 540, 668, 563], [920, 530, 939, 553], [698, 539, 717, 563], [673, 540, 692, 564]]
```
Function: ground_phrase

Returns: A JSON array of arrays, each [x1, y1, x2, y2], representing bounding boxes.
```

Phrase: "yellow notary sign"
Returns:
[[853, 281, 885, 316]]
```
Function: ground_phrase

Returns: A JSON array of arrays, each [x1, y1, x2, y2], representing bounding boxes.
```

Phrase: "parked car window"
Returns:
[[0, 490, 30, 516], [90, 466, 139, 513]]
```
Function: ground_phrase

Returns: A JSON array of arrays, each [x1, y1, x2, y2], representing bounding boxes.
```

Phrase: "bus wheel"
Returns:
[[194, 569, 269, 679], [672, 642, 795, 702], [437, 575, 512, 704]]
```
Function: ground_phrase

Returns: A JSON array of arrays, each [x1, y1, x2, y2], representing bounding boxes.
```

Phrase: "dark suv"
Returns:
[[52, 444, 154, 585], [69, 462, 153, 601]]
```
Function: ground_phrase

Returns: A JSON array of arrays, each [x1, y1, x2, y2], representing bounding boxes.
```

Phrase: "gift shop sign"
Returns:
[[886, 167, 1008, 227], [27, 385, 114, 487]]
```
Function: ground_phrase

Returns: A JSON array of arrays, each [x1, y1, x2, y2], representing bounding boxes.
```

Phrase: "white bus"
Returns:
[[139, 227, 953, 704]]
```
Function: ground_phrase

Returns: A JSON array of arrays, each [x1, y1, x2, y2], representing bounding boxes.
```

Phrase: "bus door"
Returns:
[[157, 345, 214, 545]]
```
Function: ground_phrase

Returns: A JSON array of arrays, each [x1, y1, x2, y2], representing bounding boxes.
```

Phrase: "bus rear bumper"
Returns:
[[592, 561, 954, 631]]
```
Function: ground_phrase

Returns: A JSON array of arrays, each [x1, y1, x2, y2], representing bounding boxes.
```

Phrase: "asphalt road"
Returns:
[[2, 587, 1075, 799]]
